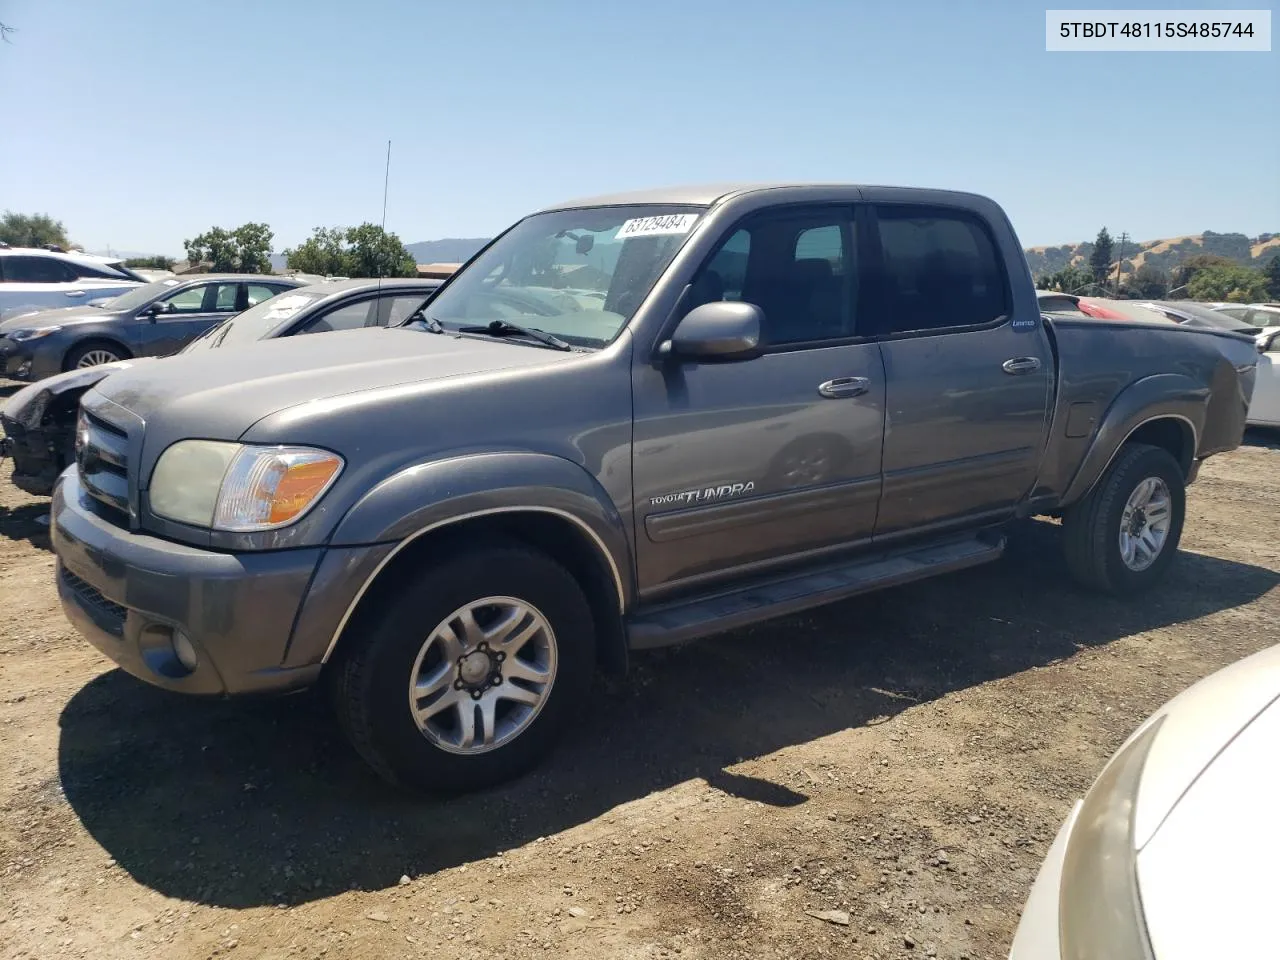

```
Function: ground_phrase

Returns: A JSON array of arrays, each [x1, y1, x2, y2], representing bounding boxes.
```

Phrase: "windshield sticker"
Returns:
[[259, 293, 315, 320], [650, 481, 755, 508], [616, 213, 700, 240]]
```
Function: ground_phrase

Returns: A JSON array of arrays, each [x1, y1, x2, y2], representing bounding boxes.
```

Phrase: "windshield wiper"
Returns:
[[457, 319, 572, 351]]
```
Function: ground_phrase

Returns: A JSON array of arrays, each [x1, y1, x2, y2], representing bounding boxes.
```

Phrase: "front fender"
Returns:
[[1060, 374, 1207, 506], [328, 450, 634, 609]]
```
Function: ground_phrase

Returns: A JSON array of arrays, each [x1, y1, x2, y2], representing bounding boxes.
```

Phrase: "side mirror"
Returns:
[[143, 302, 168, 319], [659, 301, 763, 363]]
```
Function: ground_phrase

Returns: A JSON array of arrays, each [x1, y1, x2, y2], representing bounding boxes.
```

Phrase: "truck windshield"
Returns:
[[422, 205, 706, 348]]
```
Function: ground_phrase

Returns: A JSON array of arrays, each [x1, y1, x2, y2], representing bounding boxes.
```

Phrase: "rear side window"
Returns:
[[300, 298, 377, 334], [1, 255, 77, 283], [869, 206, 1010, 335], [213, 283, 239, 311], [245, 284, 280, 307]]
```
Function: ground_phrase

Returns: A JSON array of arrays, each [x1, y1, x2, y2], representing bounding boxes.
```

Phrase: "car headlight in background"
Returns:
[[149, 441, 343, 532], [6, 326, 63, 341], [1057, 714, 1165, 960]]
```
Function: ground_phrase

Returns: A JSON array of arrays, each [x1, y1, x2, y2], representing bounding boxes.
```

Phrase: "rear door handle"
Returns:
[[1002, 357, 1041, 375], [818, 376, 871, 399], [64, 290, 86, 298]]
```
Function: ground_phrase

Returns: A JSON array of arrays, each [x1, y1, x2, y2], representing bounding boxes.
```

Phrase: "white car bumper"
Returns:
[[1007, 800, 1082, 960]]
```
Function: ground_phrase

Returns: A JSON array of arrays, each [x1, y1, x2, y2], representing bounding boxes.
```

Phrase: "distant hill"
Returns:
[[1025, 231, 1280, 278]]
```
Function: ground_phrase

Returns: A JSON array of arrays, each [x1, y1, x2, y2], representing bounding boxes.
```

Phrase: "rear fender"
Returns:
[[1060, 374, 1207, 506]]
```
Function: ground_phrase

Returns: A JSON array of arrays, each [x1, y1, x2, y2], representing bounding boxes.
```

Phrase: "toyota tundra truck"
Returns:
[[49, 183, 1258, 792]]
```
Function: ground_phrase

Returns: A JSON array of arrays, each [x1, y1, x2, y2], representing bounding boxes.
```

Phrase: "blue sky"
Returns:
[[0, 0, 1275, 255]]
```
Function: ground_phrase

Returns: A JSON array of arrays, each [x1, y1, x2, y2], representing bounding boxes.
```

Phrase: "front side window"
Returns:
[[870, 205, 1011, 335], [378, 293, 432, 326], [1, 255, 76, 283], [423, 205, 705, 348], [684, 207, 856, 345], [161, 284, 210, 313]]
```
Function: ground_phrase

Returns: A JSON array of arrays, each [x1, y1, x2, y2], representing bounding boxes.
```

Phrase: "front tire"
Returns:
[[1062, 443, 1186, 595], [64, 340, 128, 370], [330, 542, 596, 793]]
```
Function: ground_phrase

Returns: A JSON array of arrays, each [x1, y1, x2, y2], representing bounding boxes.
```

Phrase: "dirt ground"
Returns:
[[1, 419, 1277, 960]]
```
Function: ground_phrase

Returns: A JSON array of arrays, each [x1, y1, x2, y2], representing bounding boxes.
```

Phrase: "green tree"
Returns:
[[1088, 227, 1114, 283], [1170, 253, 1235, 297], [343, 222, 417, 278], [1040, 263, 1095, 294], [123, 255, 175, 270], [281, 223, 416, 278], [0, 211, 71, 249], [1185, 265, 1269, 303], [282, 227, 349, 275], [1263, 254, 1280, 299], [183, 222, 274, 273], [1123, 263, 1171, 300]]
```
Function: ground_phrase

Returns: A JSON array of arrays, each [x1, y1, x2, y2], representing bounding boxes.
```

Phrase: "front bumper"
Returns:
[[1007, 799, 1081, 960], [0, 336, 62, 382], [0, 336, 35, 380], [1, 408, 65, 496], [51, 469, 342, 695]]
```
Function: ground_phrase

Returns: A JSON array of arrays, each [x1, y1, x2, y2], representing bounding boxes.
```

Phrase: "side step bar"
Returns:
[[627, 532, 1006, 650]]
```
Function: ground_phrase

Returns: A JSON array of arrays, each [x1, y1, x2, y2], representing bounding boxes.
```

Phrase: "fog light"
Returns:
[[16, 360, 32, 378], [172, 630, 198, 671]]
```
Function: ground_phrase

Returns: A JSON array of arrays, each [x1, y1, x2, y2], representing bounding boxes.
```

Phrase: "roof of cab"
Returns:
[[537, 182, 994, 212]]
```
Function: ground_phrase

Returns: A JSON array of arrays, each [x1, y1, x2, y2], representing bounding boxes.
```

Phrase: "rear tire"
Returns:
[[329, 541, 596, 793], [1062, 443, 1185, 595]]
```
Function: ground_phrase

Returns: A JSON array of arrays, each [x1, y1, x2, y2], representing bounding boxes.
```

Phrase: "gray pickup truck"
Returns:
[[49, 184, 1257, 793]]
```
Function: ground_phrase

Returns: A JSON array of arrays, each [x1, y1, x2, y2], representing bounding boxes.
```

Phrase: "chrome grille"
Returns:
[[76, 410, 130, 515]]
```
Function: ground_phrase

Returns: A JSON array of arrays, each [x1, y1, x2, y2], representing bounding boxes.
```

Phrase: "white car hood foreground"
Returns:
[[1136, 693, 1280, 960], [1121, 643, 1280, 960]]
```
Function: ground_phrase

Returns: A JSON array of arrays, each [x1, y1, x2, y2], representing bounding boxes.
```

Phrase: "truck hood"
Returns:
[[85, 326, 584, 442], [0, 304, 125, 332]]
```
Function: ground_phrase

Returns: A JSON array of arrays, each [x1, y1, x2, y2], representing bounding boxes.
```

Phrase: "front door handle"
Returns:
[[1002, 357, 1042, 375], [818, 376, 871, 399], [64, 290, 86, 298]]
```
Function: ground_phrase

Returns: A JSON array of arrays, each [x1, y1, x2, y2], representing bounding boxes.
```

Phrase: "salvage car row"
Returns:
[[2, 184, 1275, 960]]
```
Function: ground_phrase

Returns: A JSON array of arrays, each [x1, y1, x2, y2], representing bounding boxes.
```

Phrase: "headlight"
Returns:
[[7, 326, 62, 341], [149, 441, 343, 531], [1057, 714, 1165, 960]]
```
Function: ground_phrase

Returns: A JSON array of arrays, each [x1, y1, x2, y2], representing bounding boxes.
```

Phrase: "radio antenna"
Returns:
[[376, 139, 391, 294]]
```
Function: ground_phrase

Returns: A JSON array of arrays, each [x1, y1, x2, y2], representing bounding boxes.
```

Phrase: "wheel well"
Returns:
[[332, 511, 628, 675], [62, 337, 133, 371], [1126, 417, 1195, 477]]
